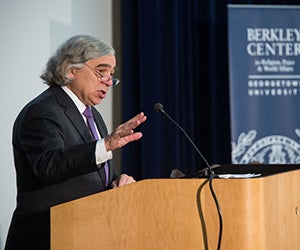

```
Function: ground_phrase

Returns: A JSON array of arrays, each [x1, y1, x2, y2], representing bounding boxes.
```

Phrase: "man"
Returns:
[[5, 35, 146, 249]]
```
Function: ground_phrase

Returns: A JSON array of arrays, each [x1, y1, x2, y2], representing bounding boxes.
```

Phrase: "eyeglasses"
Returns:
[[84, 63, 120, 86]]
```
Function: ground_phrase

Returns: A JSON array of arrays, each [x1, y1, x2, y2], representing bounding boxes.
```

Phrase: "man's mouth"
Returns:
[[98, 90, 107, 99]]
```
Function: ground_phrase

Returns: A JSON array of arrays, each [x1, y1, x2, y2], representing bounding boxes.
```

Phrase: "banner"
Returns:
[[228, 5, 300, 164]]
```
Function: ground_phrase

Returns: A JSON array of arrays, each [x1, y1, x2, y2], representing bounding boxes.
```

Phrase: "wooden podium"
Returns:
[[51, 167, 300, 249]]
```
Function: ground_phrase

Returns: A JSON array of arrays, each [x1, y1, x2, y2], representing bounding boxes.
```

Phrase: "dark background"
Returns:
[[118, 0, 300, 180]]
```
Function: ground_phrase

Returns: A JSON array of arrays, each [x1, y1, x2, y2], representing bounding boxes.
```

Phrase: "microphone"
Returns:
[[153, 102, 214, 175], [154, 103, 223, 248]]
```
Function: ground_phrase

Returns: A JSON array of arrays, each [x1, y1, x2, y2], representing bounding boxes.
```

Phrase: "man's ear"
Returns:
[[66, 67, 76, 81]]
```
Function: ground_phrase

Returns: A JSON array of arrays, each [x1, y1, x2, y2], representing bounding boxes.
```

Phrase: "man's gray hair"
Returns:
[[40, 35, 115, 86]]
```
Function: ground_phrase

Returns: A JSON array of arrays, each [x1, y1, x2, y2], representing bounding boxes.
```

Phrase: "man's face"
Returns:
[[67, 54, 117, 106]]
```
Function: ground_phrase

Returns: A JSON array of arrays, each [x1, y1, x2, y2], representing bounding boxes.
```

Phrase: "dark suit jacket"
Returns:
[[5, 85, 117, 249]]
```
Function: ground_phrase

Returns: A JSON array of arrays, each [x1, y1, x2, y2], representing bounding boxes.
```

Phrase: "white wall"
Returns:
[[0, 0, 113, 247]]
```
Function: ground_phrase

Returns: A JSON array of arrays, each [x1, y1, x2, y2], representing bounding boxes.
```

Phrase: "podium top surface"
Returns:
[[188, 164, 300, 179]]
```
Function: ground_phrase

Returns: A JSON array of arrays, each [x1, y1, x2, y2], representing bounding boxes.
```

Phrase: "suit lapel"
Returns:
[[65, 107, 94, 142], [52, 86, 111, 185], [51, 86, 93, 143]]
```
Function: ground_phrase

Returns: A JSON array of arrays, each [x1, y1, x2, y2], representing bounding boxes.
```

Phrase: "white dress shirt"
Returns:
[[62, 86, 112, 164]]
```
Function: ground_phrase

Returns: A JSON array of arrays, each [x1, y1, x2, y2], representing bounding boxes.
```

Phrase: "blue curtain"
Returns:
[[120, 0, 300, 179]]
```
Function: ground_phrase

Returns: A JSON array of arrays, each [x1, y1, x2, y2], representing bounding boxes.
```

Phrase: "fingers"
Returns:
[[120, 112, 147, 137], [105, 112, 147, 151], [118, 174, 136, 187], [121, 112, 147, 131], [111, 174, 136, 188]]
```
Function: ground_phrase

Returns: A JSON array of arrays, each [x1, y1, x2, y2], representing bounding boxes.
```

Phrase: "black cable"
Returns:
[[209, 174, 223, 250], [153, 103, 223, 249]]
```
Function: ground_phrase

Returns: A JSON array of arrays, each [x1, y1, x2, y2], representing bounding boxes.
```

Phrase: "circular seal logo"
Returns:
[[239, 135, 300, 164]]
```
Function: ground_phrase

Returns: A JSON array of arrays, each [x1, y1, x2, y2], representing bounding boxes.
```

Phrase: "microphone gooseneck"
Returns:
[[153, 102, 222, 250], [153, 102, 213, 175]]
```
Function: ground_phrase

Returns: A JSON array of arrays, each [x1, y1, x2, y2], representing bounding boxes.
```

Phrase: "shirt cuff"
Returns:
[[95, 139, 112, 164]]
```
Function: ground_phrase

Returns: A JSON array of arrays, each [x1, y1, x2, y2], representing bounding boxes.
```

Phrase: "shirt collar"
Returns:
[[61, 86, 87, 114]]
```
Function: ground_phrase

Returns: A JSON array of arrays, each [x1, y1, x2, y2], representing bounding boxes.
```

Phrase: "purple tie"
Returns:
[[83, 106, 109, 187]]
